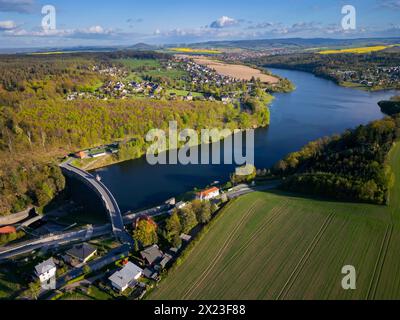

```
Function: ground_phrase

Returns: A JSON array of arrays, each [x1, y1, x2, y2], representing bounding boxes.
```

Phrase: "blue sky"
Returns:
[[0, 0, 399, 48]]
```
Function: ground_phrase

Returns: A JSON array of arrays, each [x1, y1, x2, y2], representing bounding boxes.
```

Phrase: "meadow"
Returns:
[[149, 143, 400, 300]]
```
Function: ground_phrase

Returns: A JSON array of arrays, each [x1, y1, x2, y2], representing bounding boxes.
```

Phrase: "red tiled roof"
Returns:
[[75, 151, 86, 159], [197, 187, 219, 197], [0, 226, 16, 234]]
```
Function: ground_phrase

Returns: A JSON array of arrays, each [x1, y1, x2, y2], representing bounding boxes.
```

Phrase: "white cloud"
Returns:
[[0, 20, 17, 30], [5, 25, 123, 40], [210, 16, 239, 29]]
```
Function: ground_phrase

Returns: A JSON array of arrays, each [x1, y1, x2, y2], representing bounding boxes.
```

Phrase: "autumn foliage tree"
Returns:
[[133, 217, 158, 248]]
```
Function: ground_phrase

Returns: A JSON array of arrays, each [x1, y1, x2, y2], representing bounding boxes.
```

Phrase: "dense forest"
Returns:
[[269, 115, 400, 204], [0, 51, 268, 216]]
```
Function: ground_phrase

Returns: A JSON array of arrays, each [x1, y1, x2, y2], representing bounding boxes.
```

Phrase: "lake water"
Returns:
[[90, 68, 399, 213]]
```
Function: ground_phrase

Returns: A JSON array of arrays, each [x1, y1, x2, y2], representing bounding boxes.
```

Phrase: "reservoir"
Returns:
[[89, 68, 399, 213]]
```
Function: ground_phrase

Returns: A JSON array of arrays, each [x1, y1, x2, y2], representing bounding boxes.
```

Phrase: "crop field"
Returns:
[[192, 56, 279, 84], [149, 143, 400, 300], [170, 48, 222, 54], [318, 45, 398, 55]]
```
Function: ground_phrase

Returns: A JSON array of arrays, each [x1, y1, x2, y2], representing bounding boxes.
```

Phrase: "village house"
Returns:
[[108, 261, 143, 293], [140, 244, 164, 266], [196, 187, 220, 201], [35, 258, 57, 284], [66, 243, 97, 264]]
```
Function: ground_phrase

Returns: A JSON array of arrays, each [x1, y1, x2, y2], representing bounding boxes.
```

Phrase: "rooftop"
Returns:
[[66, 243, 97, 262], [35, 258, 56, 275], [197, 187, 220, 197], [140, 244, 164, 265], [109, 262, 143, 288]]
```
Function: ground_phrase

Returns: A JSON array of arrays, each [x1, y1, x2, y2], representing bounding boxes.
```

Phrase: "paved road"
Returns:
[[0, 225, 111, 262], [225, 181, 281, 200], [60, 160, 134, 247], [0, 175, 280, 262]]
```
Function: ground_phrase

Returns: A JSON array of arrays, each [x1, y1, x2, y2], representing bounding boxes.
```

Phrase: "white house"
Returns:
[[35, 258, 57, 284], [196, 187, 220, 201], [109, 262, 143, 292]]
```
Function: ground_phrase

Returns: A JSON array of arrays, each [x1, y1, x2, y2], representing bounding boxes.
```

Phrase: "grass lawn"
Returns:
[[148, 142, 400, 300], [166, 89, 204, 98]]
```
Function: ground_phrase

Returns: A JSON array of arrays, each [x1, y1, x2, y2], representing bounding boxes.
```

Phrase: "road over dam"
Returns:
[[60, 160, 134, 247]]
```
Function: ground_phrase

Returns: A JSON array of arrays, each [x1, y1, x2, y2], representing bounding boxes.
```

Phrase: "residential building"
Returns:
[[35, 258, 57, 284], [66, 243, 97, 263], [140, 244, 164, 266], [109, 262, 143, 292], [196, 187, 220, 201]]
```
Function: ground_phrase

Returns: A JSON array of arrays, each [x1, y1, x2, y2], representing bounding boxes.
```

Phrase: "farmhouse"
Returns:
[[35, 258, 56, 284], [109, 262, 143, 292], [66, 243, 97, 263], [196, 187, 220, 201]]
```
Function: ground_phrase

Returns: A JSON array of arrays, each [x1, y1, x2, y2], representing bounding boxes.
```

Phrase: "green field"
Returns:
[[149, 143, 400, 300], [166, 89, 204, 98]]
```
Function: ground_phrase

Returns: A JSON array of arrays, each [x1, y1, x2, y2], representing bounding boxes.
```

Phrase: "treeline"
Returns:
[[270, 116, 400, 204]]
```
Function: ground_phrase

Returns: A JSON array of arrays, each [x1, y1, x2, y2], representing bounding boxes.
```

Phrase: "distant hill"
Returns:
[[128, 43, 159, 50], [187, 37, 400, 51]]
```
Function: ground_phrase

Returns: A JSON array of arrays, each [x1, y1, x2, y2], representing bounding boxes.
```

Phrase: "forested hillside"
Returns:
[[271, 116, 400, 204]]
